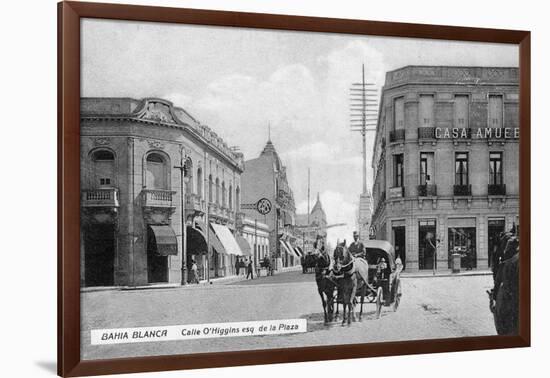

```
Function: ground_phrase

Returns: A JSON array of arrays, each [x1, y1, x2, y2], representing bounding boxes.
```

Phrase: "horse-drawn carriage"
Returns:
[[360, 240, 402, 318], [315, 239, 402, 325]]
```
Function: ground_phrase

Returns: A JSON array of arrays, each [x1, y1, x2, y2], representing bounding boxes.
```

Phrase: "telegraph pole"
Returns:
[[350, 64, 378, 241]]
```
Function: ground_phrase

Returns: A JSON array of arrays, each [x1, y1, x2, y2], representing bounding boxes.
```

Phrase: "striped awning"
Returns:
[[280, 240, 300, 258], [294, 246, 304, 257]]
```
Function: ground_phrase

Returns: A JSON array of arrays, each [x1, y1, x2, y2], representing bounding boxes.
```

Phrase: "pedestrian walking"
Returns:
[[246, 258, 254, 280], [235, 257, 240, 276], [190, 259, 199, 284]]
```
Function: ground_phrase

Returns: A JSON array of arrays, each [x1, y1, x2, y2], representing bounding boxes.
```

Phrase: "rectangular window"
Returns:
[[99, 178, 111, 186], [488, 94, 503, 128], [454, 95, 469, 128], [419, 152, 434, 185], [394, 154, 404, 187], [419, 94, 434, 127], [489, 152, 503, 185], [394, 97, 405, 130], [455, 152, 469, 186]]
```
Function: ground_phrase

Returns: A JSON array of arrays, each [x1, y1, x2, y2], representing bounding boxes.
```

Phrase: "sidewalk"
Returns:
[[81, 267, 299, 293], [400, 269, 492, 278]]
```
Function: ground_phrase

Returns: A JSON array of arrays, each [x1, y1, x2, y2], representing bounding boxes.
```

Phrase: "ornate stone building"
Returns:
[[80, 97, 245, 287], [241, 138, 302, 269], [370, 66, 519, 271]]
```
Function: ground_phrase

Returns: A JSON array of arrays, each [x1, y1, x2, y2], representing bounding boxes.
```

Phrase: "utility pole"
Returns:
[[174, 147, 188, 285], [350, 64, 378, 241]]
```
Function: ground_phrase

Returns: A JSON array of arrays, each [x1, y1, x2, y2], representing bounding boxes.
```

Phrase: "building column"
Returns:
[[478, 215, 489, 269]]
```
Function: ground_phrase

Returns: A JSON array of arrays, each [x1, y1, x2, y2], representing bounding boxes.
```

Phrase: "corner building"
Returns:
[[370, 66, 519, 271], [80, 98, 244, 287]]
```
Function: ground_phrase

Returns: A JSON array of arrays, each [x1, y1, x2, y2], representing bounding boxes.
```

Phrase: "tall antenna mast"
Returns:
[[350, 64, 378, 194]]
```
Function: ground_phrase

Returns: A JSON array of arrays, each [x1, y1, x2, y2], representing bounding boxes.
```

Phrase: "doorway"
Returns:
[[84, 224, 115, 287], [147, 226, 168, 283], [393, 226, 406, 270], [418, 220, 436, 270]]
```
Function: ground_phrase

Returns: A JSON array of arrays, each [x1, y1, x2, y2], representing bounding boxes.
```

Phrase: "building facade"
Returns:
[[370, 66, 519, 271], [241, 217, 270, 270], [241, 138, 302, 269], [80, 97, 245, 287]]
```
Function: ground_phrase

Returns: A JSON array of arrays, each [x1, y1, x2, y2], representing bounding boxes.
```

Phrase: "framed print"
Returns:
[[58, 1, 531, 376]]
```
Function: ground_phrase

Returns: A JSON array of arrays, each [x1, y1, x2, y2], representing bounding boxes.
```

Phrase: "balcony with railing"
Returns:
[[142, 189, 176, 208], [81, 188, 119, 208], [185, 193, 205, 215], [418, 127, 436, 140], [389, 129, 405, 143], [453, 184, 472, 196], [417, 184, 437, 197], [488, 184, 506, 196]]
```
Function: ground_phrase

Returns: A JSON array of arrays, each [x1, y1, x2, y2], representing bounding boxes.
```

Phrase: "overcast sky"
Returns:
[[81, 18, 518, 245]]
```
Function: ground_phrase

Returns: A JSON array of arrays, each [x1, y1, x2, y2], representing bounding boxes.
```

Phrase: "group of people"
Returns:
[[235, 257, 255, 279]]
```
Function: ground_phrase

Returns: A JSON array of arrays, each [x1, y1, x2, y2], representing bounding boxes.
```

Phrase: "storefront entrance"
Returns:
[[418, 220, 436, 270], [393, 226, 406, 270], [448, 227, 477, 269], [84, 224, 115, 287], [488, 219, 506, 268]]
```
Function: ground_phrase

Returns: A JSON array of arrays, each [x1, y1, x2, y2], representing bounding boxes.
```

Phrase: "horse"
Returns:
[[487, 231, 519, 335], [333, 241, 357, 325], [312, 248, 337, 323]]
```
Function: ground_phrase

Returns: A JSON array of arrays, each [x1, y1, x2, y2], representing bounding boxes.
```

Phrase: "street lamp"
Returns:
[[174, 151, 190, 285]]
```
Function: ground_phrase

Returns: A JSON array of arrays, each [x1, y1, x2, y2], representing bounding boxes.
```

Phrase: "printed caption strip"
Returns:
[[92, 319, 307, 345]]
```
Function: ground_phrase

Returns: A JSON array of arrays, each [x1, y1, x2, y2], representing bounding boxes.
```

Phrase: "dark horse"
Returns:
[[313, 248, 337, 323], [488, 230, 519, 335], [333, 241, 357, 325]]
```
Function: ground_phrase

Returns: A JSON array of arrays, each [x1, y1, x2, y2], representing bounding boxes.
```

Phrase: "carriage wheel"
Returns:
[[392, 279, 402, 312], [375, 286, 383, 319]]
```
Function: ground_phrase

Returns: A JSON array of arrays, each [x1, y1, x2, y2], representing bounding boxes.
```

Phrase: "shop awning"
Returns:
[[294, 246, 304, 257], [280, 240, 300, 258], [211, 223, 244, 256], [186, 226, 207, 255], [236, 235, 252, 256], [148, 225, 178, 256], [195, 220, 226, 255]]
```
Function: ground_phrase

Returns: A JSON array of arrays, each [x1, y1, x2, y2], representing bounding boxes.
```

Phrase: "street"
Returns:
[[81, 271, 496, 360]]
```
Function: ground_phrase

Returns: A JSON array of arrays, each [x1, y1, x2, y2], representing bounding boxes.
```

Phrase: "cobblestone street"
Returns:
[[81, 271, 496, 360]]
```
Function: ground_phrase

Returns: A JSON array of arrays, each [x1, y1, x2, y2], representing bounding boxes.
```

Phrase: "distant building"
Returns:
[[80, 97, 246, 287], [241, 138, 302, 269], [370, 66, 519, 271], [357, 192, 373, 241], [296, 193, 327, 253]]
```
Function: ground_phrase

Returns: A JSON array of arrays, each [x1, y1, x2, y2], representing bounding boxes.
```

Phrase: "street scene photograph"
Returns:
[[79, 18, 521, 360]]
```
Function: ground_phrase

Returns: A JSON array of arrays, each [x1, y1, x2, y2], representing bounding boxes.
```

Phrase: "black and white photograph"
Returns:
[[79, 17, 521, 361]]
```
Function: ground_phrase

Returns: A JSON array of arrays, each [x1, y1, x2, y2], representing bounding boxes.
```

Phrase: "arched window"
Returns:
[[185, 158, 193, 194], [92, 149, 115, 188], [197, 168, 203, 199], [236, 186, 241, 210], [228, 185, 233, 210], [146, 152, 168, 189], [215, 178, 220, 205], [221, 182, 226, 207]]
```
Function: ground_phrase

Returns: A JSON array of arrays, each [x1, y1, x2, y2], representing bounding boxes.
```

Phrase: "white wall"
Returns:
[[2, 0, 547, 377]]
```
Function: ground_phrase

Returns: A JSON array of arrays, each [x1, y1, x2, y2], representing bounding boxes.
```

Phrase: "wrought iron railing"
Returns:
[[453, 184, 472, 196], [389, 129, 405, 143], [488, 184, 506, 196], [417, 184, 437, 197], [418, 127, 435, 139]]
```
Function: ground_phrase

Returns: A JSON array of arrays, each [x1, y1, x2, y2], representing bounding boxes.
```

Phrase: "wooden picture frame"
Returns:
[[58, 1, 531, 376]]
